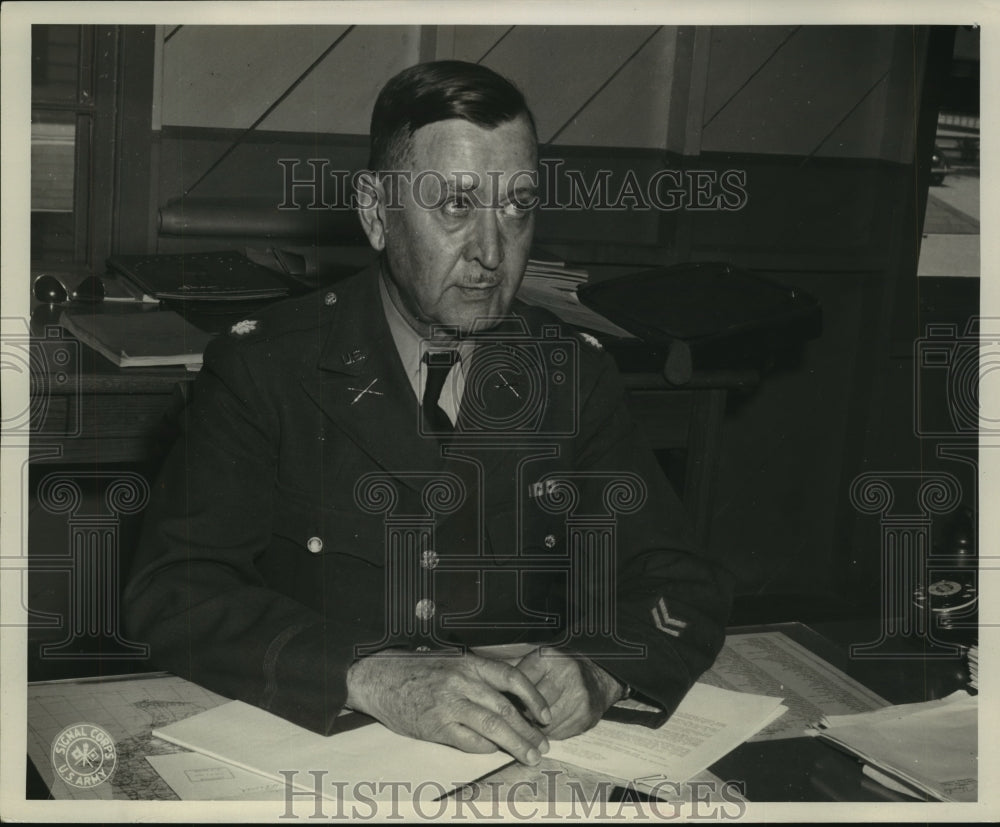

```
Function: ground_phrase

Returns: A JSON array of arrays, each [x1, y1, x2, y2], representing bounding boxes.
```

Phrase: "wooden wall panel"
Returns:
[[700, 26, 902, 160], [159, 25, 421, 134], [160, 26, 347, 128], [556, 27, 678, 149], [451, 26, 510, 63], [463, 25, 670, 148], [700, 26, 799, 123], [258, 27, 421, 134]]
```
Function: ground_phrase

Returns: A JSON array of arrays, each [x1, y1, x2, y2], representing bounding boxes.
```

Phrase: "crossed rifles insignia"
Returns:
[[342, 347, 525, 408], [347, 377, 383, 406], [341, 348, 382, 406]]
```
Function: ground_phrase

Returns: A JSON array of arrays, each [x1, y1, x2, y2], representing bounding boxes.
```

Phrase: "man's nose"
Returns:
[[464, 208, 504, 270]]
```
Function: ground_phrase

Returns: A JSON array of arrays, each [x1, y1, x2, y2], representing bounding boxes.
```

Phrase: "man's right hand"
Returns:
[[345, 650, 552, 765]]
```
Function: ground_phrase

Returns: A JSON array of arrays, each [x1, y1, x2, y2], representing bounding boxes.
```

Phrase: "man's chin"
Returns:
[[444, 303, 518, 335]]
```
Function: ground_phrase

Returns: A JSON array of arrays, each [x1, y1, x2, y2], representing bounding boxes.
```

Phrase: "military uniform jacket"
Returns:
[[124, 264, 731, 735]]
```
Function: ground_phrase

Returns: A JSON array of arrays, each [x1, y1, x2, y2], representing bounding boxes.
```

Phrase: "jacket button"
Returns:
[[415, 598, 435, 621], [544, 534, 557, 548], [324, 291, 338, 306], [307, 536, 323, 554], [421, 550, 439, 570]]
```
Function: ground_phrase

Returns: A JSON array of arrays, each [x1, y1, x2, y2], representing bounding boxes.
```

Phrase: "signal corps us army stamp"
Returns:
[[51, 722, 117, 789]]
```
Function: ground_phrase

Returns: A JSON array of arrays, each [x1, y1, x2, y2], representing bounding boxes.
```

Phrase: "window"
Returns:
[[31, 25, 118, 269]]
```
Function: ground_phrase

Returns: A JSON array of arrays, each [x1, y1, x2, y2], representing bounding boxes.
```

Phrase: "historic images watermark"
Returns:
[[0, 320, 81, 440], [848, 471, 966, 658], [913, 318, 995, 439], [847, 317, 996, 658], [50, 722, 118, 790], [277, 159, 749, 213], [350, 322, 653, 658], [2, 317, 151, 660], [32, 472, 151, 660], [276, 769, 748, 820]]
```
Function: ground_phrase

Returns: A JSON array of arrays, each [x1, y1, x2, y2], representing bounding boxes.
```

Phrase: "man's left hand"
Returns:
[[515, 648, 623, 740]]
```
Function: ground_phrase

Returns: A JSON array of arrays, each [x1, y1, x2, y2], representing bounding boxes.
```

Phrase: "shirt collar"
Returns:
[[378, 268, 476, 398]]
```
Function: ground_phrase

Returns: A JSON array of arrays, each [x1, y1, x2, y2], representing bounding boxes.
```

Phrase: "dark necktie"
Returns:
[[422, 351, 457, 434]]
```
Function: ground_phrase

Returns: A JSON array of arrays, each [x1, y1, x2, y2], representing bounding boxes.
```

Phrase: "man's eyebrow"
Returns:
[[439, 178, 539, 205], [443, 179, 479, 195]]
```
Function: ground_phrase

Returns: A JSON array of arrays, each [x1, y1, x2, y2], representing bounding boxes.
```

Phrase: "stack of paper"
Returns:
[[545, 683, 786, 790], [153, 701, 512, 801], [517, 258, 637, 339], [808, 691, 977, 801], [153, 684, 783, 803]]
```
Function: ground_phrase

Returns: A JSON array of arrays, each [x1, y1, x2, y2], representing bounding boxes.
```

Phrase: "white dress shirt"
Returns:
[[378, 272, 476, 426]]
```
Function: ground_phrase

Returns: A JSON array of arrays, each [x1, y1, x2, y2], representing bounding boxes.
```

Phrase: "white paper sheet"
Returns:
[[809, 690, 977, 802], [153, 701, 512, 801], [544, 683, 785, 784], [146, 752, 287, 801]]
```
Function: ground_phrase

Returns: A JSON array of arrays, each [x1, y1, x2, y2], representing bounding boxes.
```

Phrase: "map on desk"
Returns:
[[700, 631, 889, 740], [26, 673, 229, 800]]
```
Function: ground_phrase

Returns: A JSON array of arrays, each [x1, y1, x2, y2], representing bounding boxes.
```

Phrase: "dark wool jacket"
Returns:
[[124, 264, 731, 735]]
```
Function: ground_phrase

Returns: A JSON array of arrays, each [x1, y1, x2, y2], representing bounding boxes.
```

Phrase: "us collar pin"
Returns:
[[342, 348, 367, 366]]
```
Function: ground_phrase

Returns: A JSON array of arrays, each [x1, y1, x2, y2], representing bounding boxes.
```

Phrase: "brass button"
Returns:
[[421, 550, 439, 570], [544, 534, 557, 549], [307, 536, 324, 554], [324, 291, 338, 306], [415, 599, 435, 621]]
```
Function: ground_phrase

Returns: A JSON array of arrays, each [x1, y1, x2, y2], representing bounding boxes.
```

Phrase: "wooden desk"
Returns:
[[709, 622, 969, 802], [28, 623, 964, 815], [29, 314, 191, 465], [24, 622, 968, 805]]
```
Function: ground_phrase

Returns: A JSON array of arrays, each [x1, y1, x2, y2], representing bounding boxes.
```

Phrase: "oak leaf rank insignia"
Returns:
[[231, 319, 258, 336]]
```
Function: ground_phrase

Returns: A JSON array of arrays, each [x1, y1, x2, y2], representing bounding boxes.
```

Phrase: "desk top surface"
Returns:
[[24, 622, 970, 806]]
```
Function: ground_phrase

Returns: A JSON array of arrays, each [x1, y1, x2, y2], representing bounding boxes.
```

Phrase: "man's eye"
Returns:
[[442, 196, 472, 216], [501, 198, 535, 220]]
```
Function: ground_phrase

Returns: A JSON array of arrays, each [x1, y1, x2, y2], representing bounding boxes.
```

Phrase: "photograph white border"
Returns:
[[2, 1, 997, 821]]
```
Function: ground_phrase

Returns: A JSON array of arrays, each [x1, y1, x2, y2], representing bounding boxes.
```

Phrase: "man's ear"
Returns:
[[356, 171, 387, 251]]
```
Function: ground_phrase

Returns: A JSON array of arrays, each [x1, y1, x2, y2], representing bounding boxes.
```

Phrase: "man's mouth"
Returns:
[[457, 281, 501, 294]]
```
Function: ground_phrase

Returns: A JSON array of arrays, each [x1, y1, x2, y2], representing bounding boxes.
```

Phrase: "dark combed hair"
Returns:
[[368, 60, 537, 171]]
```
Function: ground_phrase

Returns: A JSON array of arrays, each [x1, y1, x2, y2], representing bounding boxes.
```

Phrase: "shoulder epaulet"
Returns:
[[511, 301, 607, 352], [228, 318, 260, 337], [226, 287, 342, 342]]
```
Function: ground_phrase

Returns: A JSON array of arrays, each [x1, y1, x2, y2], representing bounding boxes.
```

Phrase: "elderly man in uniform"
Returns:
[[124, 61, 731, 767]]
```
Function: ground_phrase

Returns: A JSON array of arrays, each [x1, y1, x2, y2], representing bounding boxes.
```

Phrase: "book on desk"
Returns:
[[107, 250, 292, 302], [60, 307, 214, 369]]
